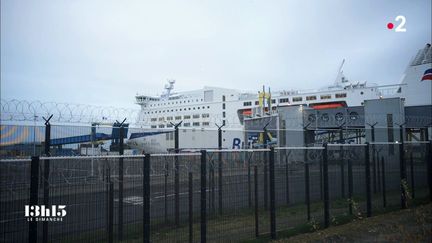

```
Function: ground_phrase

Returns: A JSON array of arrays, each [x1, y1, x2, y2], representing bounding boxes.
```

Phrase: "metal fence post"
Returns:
[[338, 126, 346, 199], [217, 124, 224, 215], [248, 153, 252, 208], [143, 155, 150, 243], [200, 150, 207, 243], [174, 123, 180, 227], [105, 160, 110, 234], [399, 141, 407, 209], [410, 152, 415, 199], [29, 156, 40, 243], [118, 125, 124, 240], [263, 126, 269, 211], [210, 159, 215, 214], [108, 181, 114, 243], [348, 157, 353, 215], [218, 151, 223, 215], [340, 146, 345, 198], [320, 156, 323, 200], [381, 156, 387, 208], [263, 152, 268, 210], [164, 161, 168, 223], [372, 149, 377, 194], [428, 141, 432, 202], [368, 123, 377, 196], [254, 165, 259, 238], [285, 155, 290, 205], [365, 143, 372, 217], [269, 147, 276, 239], [323, 144, 330, 228], [189, 171, 193, 243], [376, 151, 381, 192], [42, 116, 51, 243], [304, 154, 310, 221]]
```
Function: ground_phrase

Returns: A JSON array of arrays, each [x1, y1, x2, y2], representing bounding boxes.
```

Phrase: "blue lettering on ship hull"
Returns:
[[232, 138, 241, 149]]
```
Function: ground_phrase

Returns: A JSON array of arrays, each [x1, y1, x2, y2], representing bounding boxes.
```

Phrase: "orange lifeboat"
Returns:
[[242, 109, 252, 115], [311, 102, 345, 110]]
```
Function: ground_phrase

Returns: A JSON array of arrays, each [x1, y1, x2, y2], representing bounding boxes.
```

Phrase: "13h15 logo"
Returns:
[[25, 205, 67, 222]]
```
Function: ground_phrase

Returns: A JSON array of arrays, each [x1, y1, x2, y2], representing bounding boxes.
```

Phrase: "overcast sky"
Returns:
[[1, 0, 431, 108]]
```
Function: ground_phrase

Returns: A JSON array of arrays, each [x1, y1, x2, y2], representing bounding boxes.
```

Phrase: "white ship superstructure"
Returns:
[[129, 44, 432, 153], [131, 82, 249, 152], [136, 83, 246, 130]]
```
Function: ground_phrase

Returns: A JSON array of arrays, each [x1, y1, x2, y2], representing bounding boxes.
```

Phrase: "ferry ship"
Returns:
[[128, 44, 432, 153]]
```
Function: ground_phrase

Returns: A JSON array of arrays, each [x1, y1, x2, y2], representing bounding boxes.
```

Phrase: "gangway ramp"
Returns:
[[50, 133, 113, 146]]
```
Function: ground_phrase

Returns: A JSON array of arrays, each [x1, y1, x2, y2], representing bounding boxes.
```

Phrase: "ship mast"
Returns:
[[161, 79, 175, 100], [334, 59, 346, 86]]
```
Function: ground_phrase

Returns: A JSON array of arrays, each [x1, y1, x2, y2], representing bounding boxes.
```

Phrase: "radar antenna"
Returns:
[[161, 79, 175, 100]]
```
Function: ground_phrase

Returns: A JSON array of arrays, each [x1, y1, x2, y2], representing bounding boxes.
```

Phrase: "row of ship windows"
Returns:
[[242, 93, 347, 106], [151, 122, 210, 128], [150, 113, 210, 122], [149, 98, 204, 107], [242, 99, 276, 107], [145, 106, 211, 114]]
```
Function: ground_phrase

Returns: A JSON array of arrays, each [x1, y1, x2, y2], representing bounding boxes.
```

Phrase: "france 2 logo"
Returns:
[[387, 15, 406, 32]]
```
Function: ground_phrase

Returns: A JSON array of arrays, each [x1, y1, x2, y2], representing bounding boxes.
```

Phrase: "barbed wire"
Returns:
[[1, 99, 431, 128], [1, 99, 140, 124]]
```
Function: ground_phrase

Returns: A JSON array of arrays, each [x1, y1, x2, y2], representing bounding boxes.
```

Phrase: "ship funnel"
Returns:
[[398, 44, 432, 106]]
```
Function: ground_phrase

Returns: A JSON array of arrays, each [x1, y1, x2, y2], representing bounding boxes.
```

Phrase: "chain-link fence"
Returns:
[[1, 141, 431, 243]]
